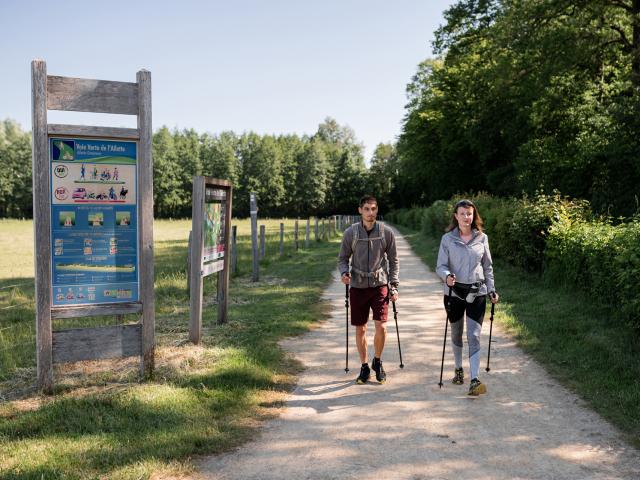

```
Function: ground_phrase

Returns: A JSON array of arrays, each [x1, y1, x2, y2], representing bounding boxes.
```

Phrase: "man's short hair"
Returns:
[[359, 195, 377, 207]]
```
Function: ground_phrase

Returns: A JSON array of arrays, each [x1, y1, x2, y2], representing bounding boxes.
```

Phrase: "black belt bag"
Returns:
[[452, 282, 482, 303]]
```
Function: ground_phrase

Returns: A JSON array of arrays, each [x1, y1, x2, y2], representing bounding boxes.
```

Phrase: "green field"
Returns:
[[0, 217, 339, 479]]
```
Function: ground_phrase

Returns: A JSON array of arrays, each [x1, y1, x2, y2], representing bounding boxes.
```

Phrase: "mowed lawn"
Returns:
[[0, 217, 340, 479]]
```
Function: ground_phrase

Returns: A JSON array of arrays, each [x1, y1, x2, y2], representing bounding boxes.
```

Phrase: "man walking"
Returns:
[[338, 195, 399, 384]]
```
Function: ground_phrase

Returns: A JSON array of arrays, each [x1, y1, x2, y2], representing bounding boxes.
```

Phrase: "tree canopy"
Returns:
[[395, 0, 640, 216]]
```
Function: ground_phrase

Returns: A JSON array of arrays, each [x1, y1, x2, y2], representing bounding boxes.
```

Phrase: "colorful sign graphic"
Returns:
[[202, 187, 226, 276], [50, 138, 139, 306]]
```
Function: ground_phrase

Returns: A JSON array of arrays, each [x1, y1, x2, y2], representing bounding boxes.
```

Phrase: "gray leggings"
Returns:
[[445, 295, 486, 380]]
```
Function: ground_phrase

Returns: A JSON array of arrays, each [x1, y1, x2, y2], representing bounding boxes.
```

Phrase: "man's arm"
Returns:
[[385, 229, 399, 287], [338, 227, 353, 277]]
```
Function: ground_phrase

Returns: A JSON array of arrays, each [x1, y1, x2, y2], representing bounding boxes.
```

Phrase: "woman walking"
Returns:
[[436, 199, 499, 395]]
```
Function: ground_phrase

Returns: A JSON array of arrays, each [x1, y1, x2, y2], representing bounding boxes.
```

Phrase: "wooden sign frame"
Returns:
[[31, 60, 155, 393], [189, 176, 233, 343]]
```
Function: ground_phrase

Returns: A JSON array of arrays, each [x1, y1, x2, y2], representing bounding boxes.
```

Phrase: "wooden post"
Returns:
[[191, 178, 232, 331], [189, 177, 205, 344], [187, 230, 192, 293], [216, 184, 232, 325], [32, 61, 156, 390], [260, 225, 265, 260], [32, 60, 53, 394], [250, 193, 259, 282], [322, 218, 326, 240], [294, 220, 299, 251], [137, 69, 155, 377], [314, 217, 318, 241], [279, 222, 284, 256], [231, 225, 237, 275], [305, 218, 310, 249]]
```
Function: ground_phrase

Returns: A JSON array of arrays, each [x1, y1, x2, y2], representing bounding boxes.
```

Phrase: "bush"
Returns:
[[422, 200, 452, 236], [546, 217, 640, 330], [389, 192, 638, 331]]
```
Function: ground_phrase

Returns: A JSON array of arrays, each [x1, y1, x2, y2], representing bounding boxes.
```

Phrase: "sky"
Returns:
[[0, 0, 454, 161]]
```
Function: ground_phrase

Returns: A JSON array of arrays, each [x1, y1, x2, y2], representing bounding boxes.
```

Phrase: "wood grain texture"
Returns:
[[32, 60, 53, 393], [48, 124, 139, 139], [189, 177, 204, 343], [217, 183, 232, 325], [51, 302, 142, 319], [47, 76, 138, 114], [137, 70, 155, 376], [53, 324, 142, 363]]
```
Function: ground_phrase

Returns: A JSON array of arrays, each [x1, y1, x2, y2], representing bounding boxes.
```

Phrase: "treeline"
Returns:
[[388, 0, 640, 217], [0, 118, 397, 218]]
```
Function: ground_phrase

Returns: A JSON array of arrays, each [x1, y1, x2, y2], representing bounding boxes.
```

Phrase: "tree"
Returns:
[[0, 120, 32, 218], [368, 143, 398, 211], [152, 126, 183, 217]]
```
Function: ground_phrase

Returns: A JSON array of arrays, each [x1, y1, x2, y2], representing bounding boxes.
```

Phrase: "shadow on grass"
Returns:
[[0, 237, 340, 477]]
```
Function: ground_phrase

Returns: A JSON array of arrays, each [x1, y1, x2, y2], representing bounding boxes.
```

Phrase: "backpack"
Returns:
[[350, 221, 387, 253], [350, 222, 389, 280]]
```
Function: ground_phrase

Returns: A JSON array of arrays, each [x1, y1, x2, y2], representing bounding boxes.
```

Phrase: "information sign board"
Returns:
[[49, 137, 139, 306]]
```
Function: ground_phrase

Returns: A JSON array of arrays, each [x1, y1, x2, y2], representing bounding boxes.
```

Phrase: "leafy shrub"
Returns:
[[546, 217, 640, 330], [422, 200, 452, 236]]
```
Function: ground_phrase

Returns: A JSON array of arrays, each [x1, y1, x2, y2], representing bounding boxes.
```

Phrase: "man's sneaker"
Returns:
[[371, 357, 386, 384], [468, 378, 487, 396], [452, 367, 464, 385], [356, 363, 371, 384]]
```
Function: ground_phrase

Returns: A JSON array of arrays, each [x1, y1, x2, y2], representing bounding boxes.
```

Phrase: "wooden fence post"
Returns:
[[260, 225, 265, 260], [189, 178, 205, 344], [314, 216, 318, 241], [231, 225, 237, 274], [187, 230, 192, 293], [280, 223, 284, 256], [294, 220, 299, 251], [250, 193, 259, 282], [305, 218, 310, 249], [32, 59, 53, 394]]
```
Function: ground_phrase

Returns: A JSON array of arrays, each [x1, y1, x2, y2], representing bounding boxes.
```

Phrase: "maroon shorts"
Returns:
[[349, 286, 389, 326]]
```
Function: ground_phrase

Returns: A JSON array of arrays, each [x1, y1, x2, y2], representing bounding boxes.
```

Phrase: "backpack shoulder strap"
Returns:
[[350, 223, 360, 252], [378, 222, 387, 251]]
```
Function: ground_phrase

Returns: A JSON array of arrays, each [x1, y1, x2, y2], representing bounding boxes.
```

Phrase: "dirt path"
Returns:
[[198, 229, 640, 480]]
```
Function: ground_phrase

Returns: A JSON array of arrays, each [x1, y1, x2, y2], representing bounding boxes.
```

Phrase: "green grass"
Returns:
[[393, 224, 640, 449], [0, 218, 340, 478]]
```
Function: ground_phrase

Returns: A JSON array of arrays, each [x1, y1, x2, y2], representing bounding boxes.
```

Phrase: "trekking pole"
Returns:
[[345, 284, 350, 373], [392, 300, 404, 368], [485, 294, 496, 372], [438, 286, 452, 388]]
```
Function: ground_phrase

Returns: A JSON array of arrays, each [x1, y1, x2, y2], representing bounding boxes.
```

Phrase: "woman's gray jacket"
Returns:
[[338, 222, 399, 289], [436, 228, 495, 297]]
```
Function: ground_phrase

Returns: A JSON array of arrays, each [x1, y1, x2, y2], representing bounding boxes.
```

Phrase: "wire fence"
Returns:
[[0, 215, 354, 385], [0, 281, 32, 291]]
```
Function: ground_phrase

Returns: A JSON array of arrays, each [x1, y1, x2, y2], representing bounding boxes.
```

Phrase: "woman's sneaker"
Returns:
[[468, 378, 487, 396], [371, 357, 386, 384], [452, 368, 464, 385], [356, 363, 371, 384]]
